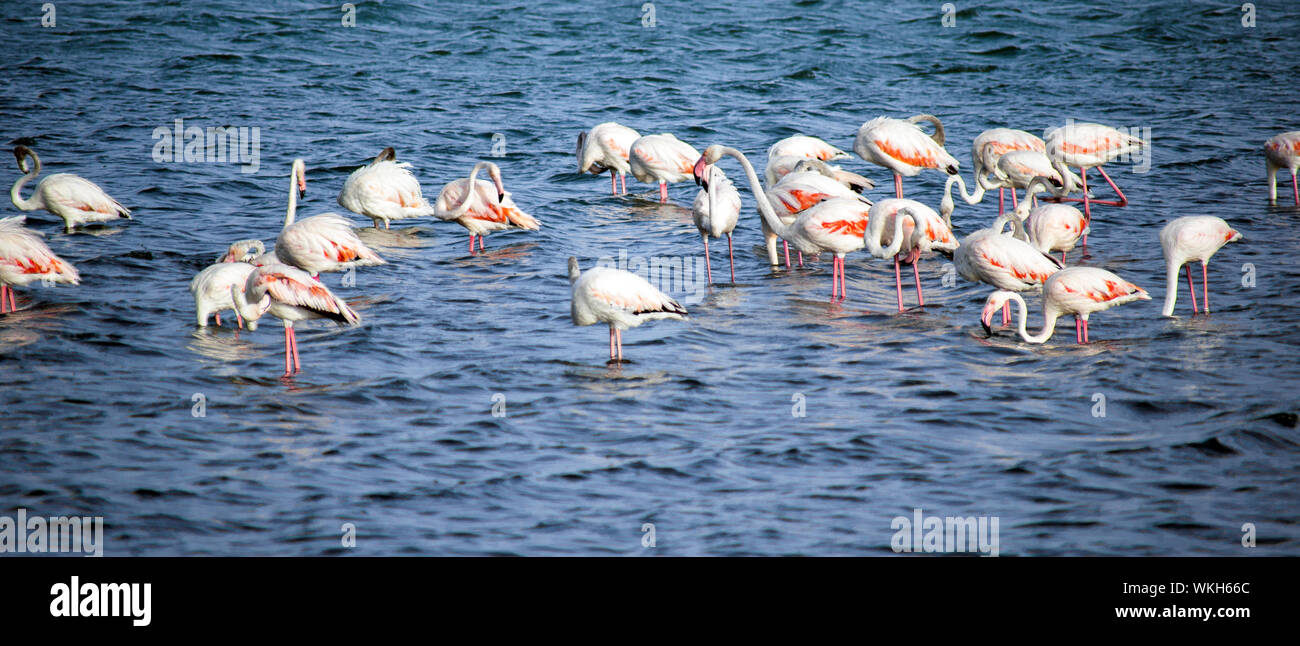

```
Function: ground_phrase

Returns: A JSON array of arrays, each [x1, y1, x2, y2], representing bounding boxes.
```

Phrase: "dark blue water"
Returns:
[[1, 1, 1296, 555]]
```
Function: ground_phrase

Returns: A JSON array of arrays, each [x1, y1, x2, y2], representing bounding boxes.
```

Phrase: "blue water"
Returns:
[[1, 1, 1297, 555]]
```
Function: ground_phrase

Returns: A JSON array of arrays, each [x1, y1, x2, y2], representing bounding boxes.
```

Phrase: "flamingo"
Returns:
[[567, 256, 687, 362], [767, 135, 852, 162], [577, 122, 641, 196], [0, 216, 79, 313], [994, 150, 1082, 209], [971, 128, 1045, 214], [276, 159, 385, 277], [1159, 216, 1244, 317], [433, 161, 540, 254], [337, 147, 437, 229], [1044, 122, 1145, 245], [10, 146, 131, 233], [1264, 131, 1300, 206], [863, 200, 958, 311], [190, 261, 257, 328], [765, 155, 874, 193], [763, 158, 873, 267], [1019, 203, 1089, 263], [230, 263, 361, 377], [692, 164, 742, 283], [981, 267, 1150, 344], [628, 133, 701, 203], [954, 208, 1062, 327], [219, 239, 275, 266], [853, 115, 959, 199], [695, 145, 870, 301]]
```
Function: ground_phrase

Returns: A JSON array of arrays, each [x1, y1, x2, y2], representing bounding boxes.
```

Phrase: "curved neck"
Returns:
[[447, 162, 492, 219], [9, 150, 42, 211], [940, 174, 985, 224], [720, 146, 789, 238], [284, 165, 299, 227], [1162, 261, 1180, 317], [865, 208, 917, 259], [1011, 293, 1059, 344], [230, 283, 259, 323]]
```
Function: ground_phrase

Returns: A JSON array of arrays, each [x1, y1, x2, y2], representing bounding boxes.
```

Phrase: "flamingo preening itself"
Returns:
[[981, 267, 1150, 344], [577, 122, 641, 196], [692, 163, 742, 284], [629, 133, 701, 203], [767, 135, 852, 163], [337, 147, 438, 229], [862, 200, 958, 312], [276, 159, 385, 277], [854, 115, 959, 199], [433, 160, 540, 254], [10, 146, 131, 233], [0, 215, 80, 313], [763, 158, 872, 267], [568, 256, 687, 363], [1159, 216, 1244, 317], [1264, 131, 1300, 206], [695, 145, 869, 301], [1044, 122, 1145, 246], [971, 128, 1045, 214], [231, 263, 361, 376], [191, 261, 258, 328]]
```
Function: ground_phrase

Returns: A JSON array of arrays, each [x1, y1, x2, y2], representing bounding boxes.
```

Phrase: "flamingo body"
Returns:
[[337, 148, 437, 229], [232, 263, 361, 376], [1265, 131, 1300, 205], [568, 257, 687, 361], [1022, 203, 1088, 260], [629, 133, 700, 201], [983, 267, 1150, 344], [1159, 216, 1243, 317], [0, 216, 79, 312], [767, 135, 851, 163], [578, 122, 641, 195], [11, 146, 130, 233], [434, 161, 539, 251], [191, 261, 257, 327]]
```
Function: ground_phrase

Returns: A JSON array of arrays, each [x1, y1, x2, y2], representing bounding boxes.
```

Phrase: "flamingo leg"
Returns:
[[1202, 262, 1209, 314], [621, 173, 628, 195], [893, 173, 903, 199], [659, 181, 668, 203], [283, 326, 293, 376], [7, 286, 14, 312], [798, 252, 804, 268], [290, 326, 301, 372], [616, 328, 623, 361], [236, 311, 244, 329], [727, 234, 736, 284], [478, 236, 485, 252], [1061, 251, 1067, 264], [611, 172, 617, 196], [1, 285, 8, 313], [1075, 316, 1082, 344], [1092, 165, 1128, 207], [1186, 264, 1200, 314], [384, 220, 390, 231], [609, 326, 615, 360], [831, 256, 840, 301], [1003, 301, 1010, 327], [1011, 189, 1018, 210], [783, 240, 791, 269], [893, 255, 904, 312], [909, 249, 923, 306], [468, 235, 476, 255], [215, 312, 222, 327], [1083, 319, 1090, 344], [704, 237, 713, 284], [998, 188, 1005, 216], [838, 256, 847, 300]]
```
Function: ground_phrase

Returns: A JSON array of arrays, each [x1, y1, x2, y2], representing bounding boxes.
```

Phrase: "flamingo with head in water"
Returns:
[[981, 267, 1150, 344], [1160, 216, 1244, 317], [763, 158, 873, 268], [10, 146, 131, 233], [862, 200, 958, 312], [971, 128, 1045, 214], [629, 133, 701, 203], [276, 159, 385, 278], [854, 115, 959, 199], [231, 263, 361, 377]]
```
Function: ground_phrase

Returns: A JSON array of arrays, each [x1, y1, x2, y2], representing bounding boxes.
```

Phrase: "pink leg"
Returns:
[[1061, 251, 1067, 264], [1075, 317, 1082, 344], [1, 285, 8, 313], [8, 286, 14, 312], [283, 326, 293, 376], [1003, 301, 1010, 327], [893, 255, 904, 312], [783, 240, 791, 269], [910, 249, 924, 306], [797, 252, 804, 268], [1093, 165, 1128, 207], [1080, 167, 1090, 248], [611, 172, 617, 195], [215, 312, 222, 327], [478, 236, 485, 252], [290, 326, 301, 372], [609, 326, 615, 360], [1186, 264, 1199, 314], [830, 256, 840, 301], [659, 181, 668, 203], [838, 256, 846, 300], [1011, 189, 1018, 209], [616, 328, 623, 361], [727, 234, 736, 283], [1292, 172, 1299, 206], [1202, 262, 1209, 314], [468, 235, 475, 254], [894, 173, 903, 199], [621, 173, 628, 195], [236, 311, 244, 329], [703, 237, 713, 283], [1083, 319, 1090, 344]]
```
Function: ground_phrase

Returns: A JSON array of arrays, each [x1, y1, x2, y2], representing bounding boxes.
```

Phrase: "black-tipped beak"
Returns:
[[946, 165, 959, 175], [497, 192, 505, 203], [981, 318, 991, 336], [299, 187, 306, 198]]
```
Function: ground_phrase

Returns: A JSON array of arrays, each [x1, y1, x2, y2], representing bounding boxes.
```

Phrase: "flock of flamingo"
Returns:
[[1, 121, 1295, 371]]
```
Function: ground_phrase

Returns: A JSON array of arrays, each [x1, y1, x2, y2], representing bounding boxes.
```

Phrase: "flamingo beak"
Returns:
[[692, 157, 708, 187]]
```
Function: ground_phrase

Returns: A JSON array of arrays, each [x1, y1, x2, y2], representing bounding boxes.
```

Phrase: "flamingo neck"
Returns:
[[865, 208, 916, 259], [1011, 292, 1058, 344], [284, 166, 298, 227], [9, 151, 42, 211], [722, 146, 790, 240], [1161, 260, 1181, 317], [446, 162, 491, 219], [940, 174, 984, 225]]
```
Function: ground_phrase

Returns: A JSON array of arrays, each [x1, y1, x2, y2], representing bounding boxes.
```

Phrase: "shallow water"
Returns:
[[0, 1, 1297, 555]]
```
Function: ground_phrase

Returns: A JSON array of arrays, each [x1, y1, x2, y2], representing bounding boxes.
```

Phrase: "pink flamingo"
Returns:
[[767, 135, 852, 163], [433, 161, 540, 254], [695, 145, 870, 301], [629, 133, 701, 203], [230, 263, 361, 376], [1019, 203, 1089, 263], [863, 200, 958, 311], [981, 267, 1150, 344], [1265, 131, 1300, 206], [971, 128, 1044, 215], [1160, 216, 1244, 317], [692, 164, 742, 283], [577, 122, 642, 196], [955, 208, 1062, 328], [854, 115, 958, 198], [568, 257, 687, 362], [10, 146, 131, 233], [0, 216, 79, 313], [763, 158, 872, 268], [1044, 122, 1145, 246], [277, 159, 385, 277], [337, 147, 437, 229]]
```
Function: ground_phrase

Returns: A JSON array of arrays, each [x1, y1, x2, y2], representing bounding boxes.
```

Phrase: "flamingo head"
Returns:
[[375, 147, 396, 164], [980, 290, 1016, 335], [221, 239, 265, 263], [485, 162, 505, 202], [292, 159, 307, 197], [13, 145, 33, 173], [567, 256, 581, 283]]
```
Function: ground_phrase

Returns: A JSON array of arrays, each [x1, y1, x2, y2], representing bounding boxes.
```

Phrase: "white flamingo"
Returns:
[[692, 164, 742, 283], [568, 256, 687, 362], [854, 115, 959, 198], [191, 261, 257, 328], [230, 263, 361, 376], [577, 122, 642, 196], [0, 216, 79, 313], [695, 145, 870, 301], [10, 146, 131, 233], [629, 133, 700, 203], [1019, 203, 1089, 263], [433, 161, 540, 254], [763, 158, 872, 267], [1044, 122, 1145, 245], [1265, 131, 1300, 206], [767, 135, 852, 163], [337, 147, 437, 229], [981, 267, 1150, 344], [1160, 216, 1244, 317], [955, 206, 1063, 327], [971, 128, 1045, 213], [863, 200, 958, 311], [277, 159, 385, 277]]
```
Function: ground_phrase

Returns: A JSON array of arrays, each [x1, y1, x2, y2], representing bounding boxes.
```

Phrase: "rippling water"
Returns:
[[1, 1, 1297, 555]]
